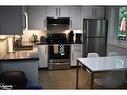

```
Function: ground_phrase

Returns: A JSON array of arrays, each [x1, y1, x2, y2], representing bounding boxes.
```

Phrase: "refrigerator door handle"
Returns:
[[85, 38, 88, 56], [86, 20, 89, 37], [72, 52, 74, 60]]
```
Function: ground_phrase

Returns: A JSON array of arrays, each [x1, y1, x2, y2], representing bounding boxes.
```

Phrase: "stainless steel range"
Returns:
[[47, 33, 70, 70]]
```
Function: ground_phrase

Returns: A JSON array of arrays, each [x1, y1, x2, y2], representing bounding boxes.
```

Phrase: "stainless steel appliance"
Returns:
[[83, 19, 107, 57], [40, 36, 46, 42], [47, 33, 70, 70], [75, 33, 82, 43], [68, 30, 74, 43], [47, 17, 70, 33]]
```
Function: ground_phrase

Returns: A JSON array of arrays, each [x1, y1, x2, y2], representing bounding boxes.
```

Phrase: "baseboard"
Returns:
[[38, 68, 48, 71], [71, 66, 77, 69]]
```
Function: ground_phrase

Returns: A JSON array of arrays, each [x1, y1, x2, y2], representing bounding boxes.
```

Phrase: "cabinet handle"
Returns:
[[71, 20, 72, 28], [44, 19, 45, 27], [92, 8, 94, 16], [44, 19, 46, 28], [56, 8, 58, 16], [72, 53, 74, 60], [59, 8, 60, 16], [0, 25, 1, 34], [95, 8, 96, 16], [23, 12, 27, 29]]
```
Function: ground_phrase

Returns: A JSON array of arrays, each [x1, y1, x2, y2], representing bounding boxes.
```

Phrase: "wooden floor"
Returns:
[[38, 68, 127, 89], [39, 68, 94, 89]]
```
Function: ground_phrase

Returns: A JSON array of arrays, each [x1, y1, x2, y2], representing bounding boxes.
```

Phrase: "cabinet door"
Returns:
[[71, 52, 82, 66], [38, 45, 48, 68], [71, 44, 83, 66], [0, 6, 23, 35], [70, 7, 81, 30], [46, 6, 70, 17], [59, 6, 70, 17], [28, 6, 46, 30], [46, 6, 58, 17], [94, 7, 105, 18], [81, 7, 93, 19], [81, 6, 105, 19]]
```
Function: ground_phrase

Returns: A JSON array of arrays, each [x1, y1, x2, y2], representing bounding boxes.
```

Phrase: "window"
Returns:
[[117, 7, 127, 40]]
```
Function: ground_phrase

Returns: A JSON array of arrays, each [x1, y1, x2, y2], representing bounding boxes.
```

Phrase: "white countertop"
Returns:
[[0, 47, 39, 60], [77, 56, 127, 72]]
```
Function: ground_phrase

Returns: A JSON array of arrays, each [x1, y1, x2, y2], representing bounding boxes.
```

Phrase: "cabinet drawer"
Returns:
[[71, 44, 82, 52]]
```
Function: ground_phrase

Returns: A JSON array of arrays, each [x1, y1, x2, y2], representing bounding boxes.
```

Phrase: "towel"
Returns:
[[59, 44, 65, 55], [120, 17, 126, 32], [53, 44, 59, 54]]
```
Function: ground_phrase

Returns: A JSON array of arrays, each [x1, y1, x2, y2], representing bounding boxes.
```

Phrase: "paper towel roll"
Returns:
[[8, 37, 14, 53]]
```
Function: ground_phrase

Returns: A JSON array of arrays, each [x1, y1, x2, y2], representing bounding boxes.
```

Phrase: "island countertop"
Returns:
[[0, 47, 39, 61]]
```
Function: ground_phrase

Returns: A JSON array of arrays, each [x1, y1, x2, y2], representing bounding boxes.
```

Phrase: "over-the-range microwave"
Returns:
[[47, 17, 70, 33]]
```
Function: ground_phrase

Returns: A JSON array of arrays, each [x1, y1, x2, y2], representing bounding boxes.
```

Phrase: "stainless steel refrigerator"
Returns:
[[83, 19, 107, 57]]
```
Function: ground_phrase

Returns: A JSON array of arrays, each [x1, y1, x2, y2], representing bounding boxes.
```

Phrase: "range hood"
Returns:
[[47, 17, 70, 33]]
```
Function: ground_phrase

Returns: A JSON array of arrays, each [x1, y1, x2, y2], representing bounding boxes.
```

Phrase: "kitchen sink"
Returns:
[[15, 45, 33, 51]]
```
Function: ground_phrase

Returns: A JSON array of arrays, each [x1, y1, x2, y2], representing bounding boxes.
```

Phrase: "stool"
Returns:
[[0, 71, 27, 89]]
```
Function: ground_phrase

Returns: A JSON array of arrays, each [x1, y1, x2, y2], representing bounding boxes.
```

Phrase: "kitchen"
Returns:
[[0, 6, 127, 89]]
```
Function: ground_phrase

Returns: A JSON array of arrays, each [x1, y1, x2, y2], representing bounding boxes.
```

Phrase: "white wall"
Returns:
[[106, 7, 127, 56]]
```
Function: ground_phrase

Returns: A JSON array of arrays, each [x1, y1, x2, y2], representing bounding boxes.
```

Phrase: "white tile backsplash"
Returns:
[[21, 30, 47, 42]]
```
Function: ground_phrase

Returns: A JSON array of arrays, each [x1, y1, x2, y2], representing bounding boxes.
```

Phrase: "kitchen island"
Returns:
[[0, 46, 39, 86]]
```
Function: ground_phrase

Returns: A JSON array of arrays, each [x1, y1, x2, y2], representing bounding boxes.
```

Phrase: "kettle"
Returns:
[[31, 33, 38, 42]]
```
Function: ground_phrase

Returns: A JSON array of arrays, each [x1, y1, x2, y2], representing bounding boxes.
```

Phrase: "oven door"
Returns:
[[48, 44, 70, 63]]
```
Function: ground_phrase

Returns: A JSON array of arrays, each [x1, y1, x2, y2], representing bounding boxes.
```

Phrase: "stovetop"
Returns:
[[46, 33, 68, 44]]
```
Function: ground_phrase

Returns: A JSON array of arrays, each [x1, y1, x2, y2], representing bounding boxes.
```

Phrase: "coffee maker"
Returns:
[[75, 33, 82, 43], [68, 30, 74, 43]]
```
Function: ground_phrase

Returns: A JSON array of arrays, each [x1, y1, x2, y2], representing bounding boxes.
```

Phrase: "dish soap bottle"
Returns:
[[31, 33, 35, 42]]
